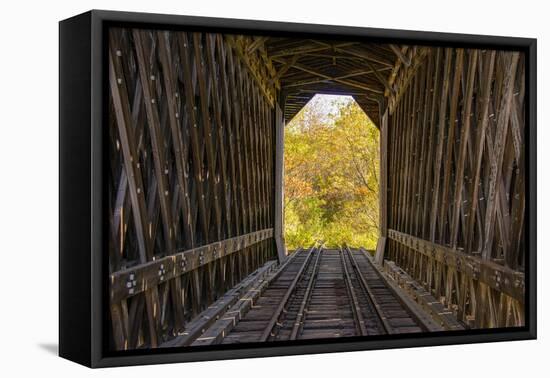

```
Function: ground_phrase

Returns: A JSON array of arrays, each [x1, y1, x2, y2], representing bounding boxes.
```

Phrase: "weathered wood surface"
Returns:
[[385, 48, 526, 328], [108, 28, 277, 350], [161, 259, 279, 348]]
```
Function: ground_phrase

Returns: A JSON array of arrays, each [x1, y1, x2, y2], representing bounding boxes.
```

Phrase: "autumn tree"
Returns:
[[284, 95, 379, 250]]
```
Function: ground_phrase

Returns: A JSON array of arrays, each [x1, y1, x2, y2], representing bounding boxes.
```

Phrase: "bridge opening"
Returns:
[[284, 94, 379, 250]]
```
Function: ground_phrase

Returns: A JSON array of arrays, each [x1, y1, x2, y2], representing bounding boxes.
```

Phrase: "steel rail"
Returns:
[[344, 246, 393, 334], [357, 247, 432, 332], [259, 245, 317, 342], [340, 247, 368, 336], [290, 247, 323, 340]]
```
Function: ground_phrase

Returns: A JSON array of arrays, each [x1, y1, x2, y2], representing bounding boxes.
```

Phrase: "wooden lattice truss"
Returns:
[[108, 28, 276, 350], [383, 48, 526, 328]]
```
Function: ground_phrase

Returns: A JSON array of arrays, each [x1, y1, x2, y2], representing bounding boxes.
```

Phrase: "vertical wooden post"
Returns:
[[274, 104, 286, 262], [375, 109, 388, 265]]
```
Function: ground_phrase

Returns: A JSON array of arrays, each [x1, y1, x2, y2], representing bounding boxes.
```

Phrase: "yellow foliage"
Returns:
[[284, 95, 379, 250]]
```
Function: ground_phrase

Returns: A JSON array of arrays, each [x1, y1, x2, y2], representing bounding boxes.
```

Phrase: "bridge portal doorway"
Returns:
[[283, 94, 379, 252]]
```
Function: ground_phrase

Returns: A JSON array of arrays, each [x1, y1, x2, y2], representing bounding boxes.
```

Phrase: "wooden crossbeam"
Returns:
[[273, 58, 384, 94], [283, 67, 392, 89], [388, 230, 524, 303], [268, 41, 356, 58], [110, 229, 274, 303], [329, 45, 395, 94]]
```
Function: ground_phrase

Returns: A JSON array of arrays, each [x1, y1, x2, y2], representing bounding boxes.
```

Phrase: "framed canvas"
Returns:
[[59, 9, 536, 368]]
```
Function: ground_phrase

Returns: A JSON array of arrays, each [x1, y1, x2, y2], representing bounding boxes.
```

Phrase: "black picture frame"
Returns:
[[59, 9, 537, 368]]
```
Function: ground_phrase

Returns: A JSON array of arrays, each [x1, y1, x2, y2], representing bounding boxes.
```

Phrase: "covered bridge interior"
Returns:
[[108, 27, 526, 350]]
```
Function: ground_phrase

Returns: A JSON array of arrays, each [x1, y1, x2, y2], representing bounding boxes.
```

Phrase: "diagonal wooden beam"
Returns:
[[109, 37, 150, 263], [157, 31, 195, 249], [330, 46, 394, 93], [109, 31, 162, 348], [482, 52, 520, 259], [438, 49, 464, 242], [246, 36, 269, 55], [193, 33, 223, 242], [269, 54, 299, 85], [389, 44, 411, 67], [449, 50, 478, 249], [177, 33, 211, 243], [216, 35, 242, 236], [132, 30, 176, 254]]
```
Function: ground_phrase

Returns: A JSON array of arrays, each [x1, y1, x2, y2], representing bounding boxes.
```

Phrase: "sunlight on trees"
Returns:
[[284, 95, 380, 250]]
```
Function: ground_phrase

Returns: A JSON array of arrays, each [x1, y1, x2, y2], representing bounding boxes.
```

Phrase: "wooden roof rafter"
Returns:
[[282, 66, 392, 89], [268, 40, 357, 58], [269, 54, 300, 86], [263, 37, 400, 123], [329, 45, 394, 67], [272, 57, 384, 94]]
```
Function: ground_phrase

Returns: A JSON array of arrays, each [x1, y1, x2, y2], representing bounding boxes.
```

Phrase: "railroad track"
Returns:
[[209, 246, 425, 344]]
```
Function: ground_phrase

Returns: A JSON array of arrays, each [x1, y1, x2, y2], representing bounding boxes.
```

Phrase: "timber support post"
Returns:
[[274, 104, 287, 262], [375, 109, 389, 264]]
